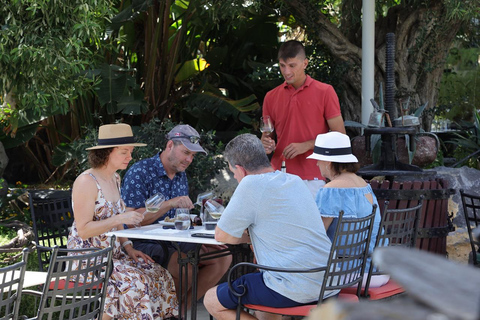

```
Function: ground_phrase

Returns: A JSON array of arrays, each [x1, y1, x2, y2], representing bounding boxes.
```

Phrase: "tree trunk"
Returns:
[[283, 1, 464, 130]]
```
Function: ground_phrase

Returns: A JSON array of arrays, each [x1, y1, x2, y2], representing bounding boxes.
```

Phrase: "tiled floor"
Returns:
[[188, 299, 212, 319]]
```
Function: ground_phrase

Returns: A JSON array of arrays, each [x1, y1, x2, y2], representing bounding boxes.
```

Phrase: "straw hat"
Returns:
[[86, 123, 147, 150], [306, 131, 358, 163]]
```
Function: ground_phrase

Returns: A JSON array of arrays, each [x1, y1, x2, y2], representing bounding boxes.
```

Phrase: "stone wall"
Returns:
[[427, 166, 480, 264]]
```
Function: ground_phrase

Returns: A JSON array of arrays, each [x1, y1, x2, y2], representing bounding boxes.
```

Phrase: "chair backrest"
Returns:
[[34, 236, 115, 320], [29, 190, 74, 271], [363, 199, 424, 296], [0, 248, 29, 320], [318, 205, 377, 300], [460, 189, 480, 266], [376, 199, 424, 249]]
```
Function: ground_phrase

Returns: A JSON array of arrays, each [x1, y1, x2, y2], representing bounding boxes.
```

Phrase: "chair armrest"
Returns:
[[21, 289, 43, 298], [227, 262, 327, 298], [34, 244, 100, 253]]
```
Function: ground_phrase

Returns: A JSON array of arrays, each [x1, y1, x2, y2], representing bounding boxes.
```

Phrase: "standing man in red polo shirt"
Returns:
[[261, 40, 346, 197]]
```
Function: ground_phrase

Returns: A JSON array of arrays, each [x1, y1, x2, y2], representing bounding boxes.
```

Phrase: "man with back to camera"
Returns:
[[203, 133, 337, 320], [261, 40, 346, 197], [121, 124, 232, 307]]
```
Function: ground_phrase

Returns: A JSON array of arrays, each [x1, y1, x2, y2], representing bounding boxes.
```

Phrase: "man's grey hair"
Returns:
[[224, 134, 272, 172]]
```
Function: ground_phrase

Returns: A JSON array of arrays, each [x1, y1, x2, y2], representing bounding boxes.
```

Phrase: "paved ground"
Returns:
[[188, 299, 212, 319]]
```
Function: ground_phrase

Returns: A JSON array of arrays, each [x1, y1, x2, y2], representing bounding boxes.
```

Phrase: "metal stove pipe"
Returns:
[[385, 33, 396, 124]]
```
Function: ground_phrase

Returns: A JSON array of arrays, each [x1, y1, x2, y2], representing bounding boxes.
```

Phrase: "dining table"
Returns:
[[106, 223, 230, 320]]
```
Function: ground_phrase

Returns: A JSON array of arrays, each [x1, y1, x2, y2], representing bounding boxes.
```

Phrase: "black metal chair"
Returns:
[[28, 190, 74, 271], [459, 189, 480, 267], [362, 199, 424, 299], [22, 236, 115, 320], [227, 206, 377, 319], [0, 248, 29, 320]]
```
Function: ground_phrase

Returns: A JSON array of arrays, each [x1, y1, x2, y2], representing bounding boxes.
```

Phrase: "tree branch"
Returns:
[[284, 0, 362, 62], [0, 220, 34, 254]]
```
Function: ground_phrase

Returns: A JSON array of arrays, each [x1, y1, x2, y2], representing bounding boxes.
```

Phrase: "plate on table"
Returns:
[[158, 221, 175, 227]]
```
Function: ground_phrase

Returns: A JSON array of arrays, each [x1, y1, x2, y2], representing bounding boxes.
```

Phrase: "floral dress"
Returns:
[[67, 173, 178, 319]]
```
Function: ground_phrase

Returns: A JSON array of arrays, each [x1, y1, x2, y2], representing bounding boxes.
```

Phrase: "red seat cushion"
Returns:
[[340, 279, 404, 300], [48, 279, 102, 290], [243, 293, 358, 316]]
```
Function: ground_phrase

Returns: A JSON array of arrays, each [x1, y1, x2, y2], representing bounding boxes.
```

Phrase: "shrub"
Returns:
[[53, 119, 227, 199]]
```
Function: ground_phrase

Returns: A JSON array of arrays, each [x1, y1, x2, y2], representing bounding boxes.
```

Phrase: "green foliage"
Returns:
[[0, 0, 119, 132], [439, 47, 480, 123], [52, 119, 227, 198], [446, 110, 480, 169], [95, 64, 149, 116], [0, 187, 32, 228]]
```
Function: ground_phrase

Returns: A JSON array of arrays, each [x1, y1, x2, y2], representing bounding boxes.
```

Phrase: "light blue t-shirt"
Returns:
[[217, 171, 338, 303], [315, 184, 384, 270]]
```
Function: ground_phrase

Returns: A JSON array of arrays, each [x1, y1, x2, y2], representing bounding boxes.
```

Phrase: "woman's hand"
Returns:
[[124, 245, 155, 264], [120, 210, 144, 226]]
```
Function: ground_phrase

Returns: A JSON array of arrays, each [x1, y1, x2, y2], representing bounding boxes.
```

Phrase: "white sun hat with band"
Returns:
[[306, 131, 358, 163], [86, 123, 147, 150]]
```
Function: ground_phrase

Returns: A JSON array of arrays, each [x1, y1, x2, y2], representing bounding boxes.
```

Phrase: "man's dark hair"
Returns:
[[278, 40, 306, 61]]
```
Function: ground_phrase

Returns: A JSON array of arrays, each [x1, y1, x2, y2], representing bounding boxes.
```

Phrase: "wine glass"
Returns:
[[204, 199, 224, 230], [260, 116, 274, 135], [174, 208, 191, 230], [195, 190, 214, 206], [133, 193, 165, 228], [145, 193, 165, 213]]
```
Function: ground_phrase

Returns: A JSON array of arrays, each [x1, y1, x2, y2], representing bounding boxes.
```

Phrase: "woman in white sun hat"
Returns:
[[307, 131, 389, 288], [67, 123, 178, 319]]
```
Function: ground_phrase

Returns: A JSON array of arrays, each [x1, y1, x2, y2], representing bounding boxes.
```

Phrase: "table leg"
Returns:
[[173, 243, 202, 320], [175, 244, 236, 320]]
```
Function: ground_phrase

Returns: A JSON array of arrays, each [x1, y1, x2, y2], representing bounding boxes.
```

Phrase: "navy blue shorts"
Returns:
[[133, 240, 197, 268], [217, 272, 310, 309]]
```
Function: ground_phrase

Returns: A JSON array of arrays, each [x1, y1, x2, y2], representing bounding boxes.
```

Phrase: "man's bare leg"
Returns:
[[204, 286, 256, 320], [195, 245, 232, 300], [167, 248, 232, 307]]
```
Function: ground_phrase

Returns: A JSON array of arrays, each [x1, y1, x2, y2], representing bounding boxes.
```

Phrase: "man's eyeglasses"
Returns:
[[169, 134, 201, 144]]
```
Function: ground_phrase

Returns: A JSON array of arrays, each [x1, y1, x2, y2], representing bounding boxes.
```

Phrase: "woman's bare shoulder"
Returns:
[[324, 179, 351, 188], [73, 171, 97, 191]]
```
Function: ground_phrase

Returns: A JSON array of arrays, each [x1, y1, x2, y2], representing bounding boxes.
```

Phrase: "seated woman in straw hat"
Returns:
[[307, 131, 389, 288], [67, 123, 178, 319]]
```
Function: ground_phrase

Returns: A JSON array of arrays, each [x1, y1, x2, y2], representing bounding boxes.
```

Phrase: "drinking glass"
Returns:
[[195, 190, 214, 206], [134, 193, 165, 228], [204, 199, 224, 221], [174, 208, 191, 230], [145, 193, 165, 213], [260, 116, 274, 134]]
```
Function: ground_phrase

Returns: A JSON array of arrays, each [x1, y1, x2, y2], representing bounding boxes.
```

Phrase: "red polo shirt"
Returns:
[[263, 75, 342, 180]]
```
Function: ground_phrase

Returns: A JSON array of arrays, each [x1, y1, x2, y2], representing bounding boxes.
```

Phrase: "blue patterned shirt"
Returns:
[[121, 153, 189, 221]]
